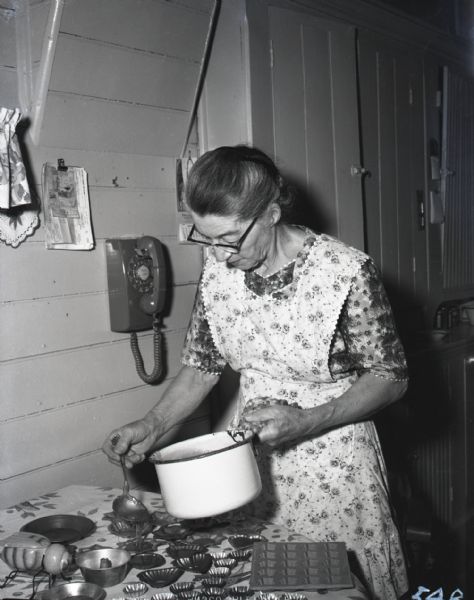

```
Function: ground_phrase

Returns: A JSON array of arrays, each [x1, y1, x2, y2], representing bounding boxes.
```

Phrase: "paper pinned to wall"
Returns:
[[41, 162, 94, 250]]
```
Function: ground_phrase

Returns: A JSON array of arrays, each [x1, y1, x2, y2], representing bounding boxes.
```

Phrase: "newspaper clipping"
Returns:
[[41, 162, 94, 250]]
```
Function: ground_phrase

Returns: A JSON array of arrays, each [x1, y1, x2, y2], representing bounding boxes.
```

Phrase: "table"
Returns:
[[0, 485, 369, 599]]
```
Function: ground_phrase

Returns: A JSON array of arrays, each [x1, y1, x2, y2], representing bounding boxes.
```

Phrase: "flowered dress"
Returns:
[[181, 229, 409, 599]]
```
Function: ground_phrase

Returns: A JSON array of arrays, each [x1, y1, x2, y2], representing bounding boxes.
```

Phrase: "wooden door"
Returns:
[[268, 7, 364, 250], [357, 31, 428, 309]]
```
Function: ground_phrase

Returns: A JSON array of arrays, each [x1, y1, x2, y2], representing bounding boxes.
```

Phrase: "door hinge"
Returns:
[[409, 87, 414, 105], [269, 39, 274, 69]]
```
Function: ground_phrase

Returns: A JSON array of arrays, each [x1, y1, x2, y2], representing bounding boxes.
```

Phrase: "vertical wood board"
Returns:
[[376, 51, 399, 281], [269, 11, 307, 180], [326, 24, 364, 249], [357, 36, 382, 263], [301, 25, 337, 234], [244, 0, 274, 152]]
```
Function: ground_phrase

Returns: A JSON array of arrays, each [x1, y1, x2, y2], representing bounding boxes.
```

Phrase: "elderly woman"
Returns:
[[103, 145, 409, 599]]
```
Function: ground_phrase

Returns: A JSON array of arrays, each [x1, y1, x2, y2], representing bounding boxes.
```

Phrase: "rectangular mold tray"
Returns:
[[249, 541, 353, 591]]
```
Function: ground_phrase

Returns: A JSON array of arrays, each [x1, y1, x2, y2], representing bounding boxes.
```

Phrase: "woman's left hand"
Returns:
[[241, 404, 311, 447]]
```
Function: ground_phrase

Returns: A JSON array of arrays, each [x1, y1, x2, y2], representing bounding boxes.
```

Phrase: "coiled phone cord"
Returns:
[[130, 313, 163, 384]]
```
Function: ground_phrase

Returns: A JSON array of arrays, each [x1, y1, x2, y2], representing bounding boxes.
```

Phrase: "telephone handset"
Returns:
[[105, 236, 167, 384]]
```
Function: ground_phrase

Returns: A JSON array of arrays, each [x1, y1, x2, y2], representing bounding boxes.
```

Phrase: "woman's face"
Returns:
[[189, 209, 277, 271]]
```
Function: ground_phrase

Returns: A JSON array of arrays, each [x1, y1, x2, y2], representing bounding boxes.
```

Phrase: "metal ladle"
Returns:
[[111, 436, 150, 523]]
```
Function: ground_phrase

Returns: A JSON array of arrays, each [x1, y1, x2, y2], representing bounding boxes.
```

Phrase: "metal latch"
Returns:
[[350, 165, 369, 177]]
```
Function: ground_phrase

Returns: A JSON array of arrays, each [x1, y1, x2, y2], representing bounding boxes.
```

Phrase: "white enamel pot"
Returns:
[[150, 430, 262, 519]]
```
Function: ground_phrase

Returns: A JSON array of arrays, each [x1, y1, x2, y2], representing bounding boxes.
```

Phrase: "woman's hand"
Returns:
[[242, 404, 313, 447], [242, 375, 408, 448], [102, 417, 161, 468], [102, 366, 219, 468]]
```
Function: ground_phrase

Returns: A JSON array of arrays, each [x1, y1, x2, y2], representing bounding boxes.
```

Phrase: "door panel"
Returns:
[[358, 31, 428, 306], [269, 7, 364, 249]]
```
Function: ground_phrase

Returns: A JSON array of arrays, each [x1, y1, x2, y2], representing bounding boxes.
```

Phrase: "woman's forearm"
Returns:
[[143, 365, 219, 442], [306, 372, 407, 436], [242, 372, 408, 446]]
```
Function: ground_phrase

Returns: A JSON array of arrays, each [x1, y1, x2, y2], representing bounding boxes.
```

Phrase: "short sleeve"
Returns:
[[181, 279, 227, 375], [332, 258, 408, 381]]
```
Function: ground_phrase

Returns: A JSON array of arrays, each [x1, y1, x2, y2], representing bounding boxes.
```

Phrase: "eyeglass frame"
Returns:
[[186, 215, 259, 254]]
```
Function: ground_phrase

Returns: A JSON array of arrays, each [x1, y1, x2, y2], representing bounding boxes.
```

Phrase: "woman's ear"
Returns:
[[269, 202, 281, 226]]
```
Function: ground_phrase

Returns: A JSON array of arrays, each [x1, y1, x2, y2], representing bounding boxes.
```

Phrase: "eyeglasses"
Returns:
[[187, 215, 259, 254]]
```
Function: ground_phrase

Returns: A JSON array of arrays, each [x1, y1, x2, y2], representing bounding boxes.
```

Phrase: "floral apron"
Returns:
[[200, 235, 408, 599]]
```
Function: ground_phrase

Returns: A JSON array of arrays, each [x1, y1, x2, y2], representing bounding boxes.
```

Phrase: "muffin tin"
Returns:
[[249, 542, 352, 590]]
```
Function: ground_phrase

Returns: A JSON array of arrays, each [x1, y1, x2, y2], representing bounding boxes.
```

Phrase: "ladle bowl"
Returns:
[[110, 436, 150, 523]]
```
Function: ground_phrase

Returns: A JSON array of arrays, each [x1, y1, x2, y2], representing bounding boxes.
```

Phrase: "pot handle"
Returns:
[[226, 429, 262, 457], [226, 428, 256, 443]]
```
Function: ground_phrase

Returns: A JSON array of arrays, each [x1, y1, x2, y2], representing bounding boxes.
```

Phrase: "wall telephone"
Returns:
[[105, 236, 167, 384]]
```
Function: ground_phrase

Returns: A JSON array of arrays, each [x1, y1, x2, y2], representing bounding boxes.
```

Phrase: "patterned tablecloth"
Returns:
[[0, 485, 369, 599]]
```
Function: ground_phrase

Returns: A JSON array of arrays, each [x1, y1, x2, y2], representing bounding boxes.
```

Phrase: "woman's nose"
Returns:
[[213, 246, 233, 262]]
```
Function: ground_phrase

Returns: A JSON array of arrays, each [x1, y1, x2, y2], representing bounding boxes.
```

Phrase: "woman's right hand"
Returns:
[[102, 418, 160, 468]]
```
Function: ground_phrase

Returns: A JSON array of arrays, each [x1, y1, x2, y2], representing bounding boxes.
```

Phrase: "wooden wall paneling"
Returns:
[[39, 93, 189, 156], [0, 294, 110, 361], [1, 329, 188, 421], [302, 17, 363, 246], [51, 35, 200, 112], [408, 57, 429, 302], [394, 55, 414, 295], [1, 385, 210, 479], [0, 280, 197, 361], [244, 0, 274, 153], [423, 57, 443, 310], [269, 9, 307, 181], [0, 5, 18, 108], [327, 23, 364, 250], [1, 453, 127, 510], [0, 405, 211, 509], [0, 14, 16, 66], [376, 51, 399, 288], [59, 0, 212, 62], [0, 242, 107, 302], [0, 238, 200, 301], [28, 149, 177, 190], [300, 24, 338, 234], [357, 33, 381, 261], [0, 0, 211, 507], [269, 7, 363, 248], [162, 238, 203, 284], [79, 189, 179, 241], [358, 31, 429, 308], [359, 35, 400, 285], [0, 70, 18, 109], [198, 0, 250, 150]]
